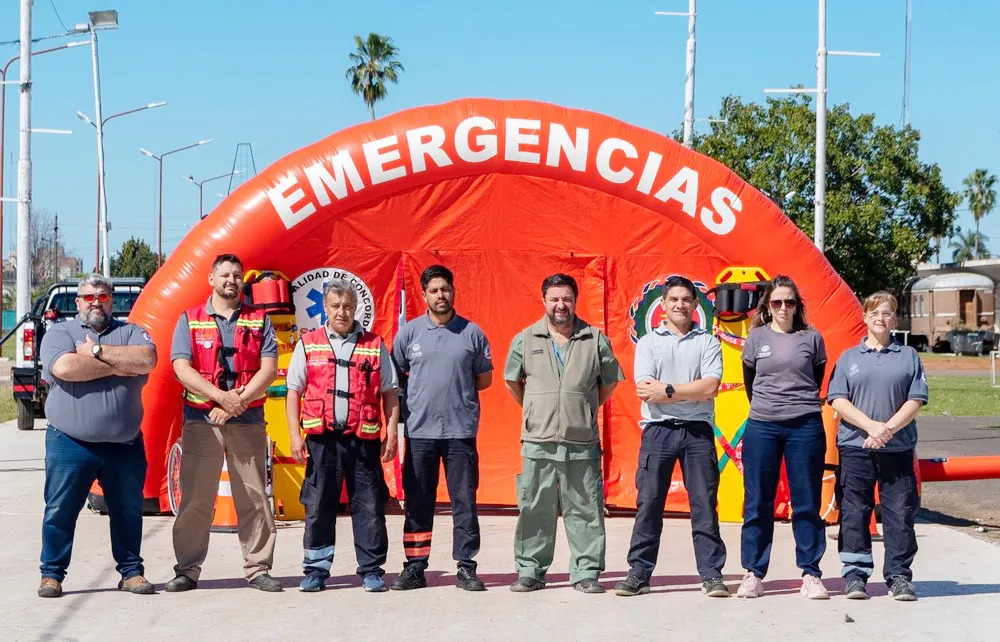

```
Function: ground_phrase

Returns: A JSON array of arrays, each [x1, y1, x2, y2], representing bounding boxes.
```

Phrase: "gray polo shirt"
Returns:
[[827, 338, 928, 452], [286, 322, 397, 425], [392, 312, 493, 439], [634, 322, 722, 427], [171, 298, 278, 424], [40, 316, 156, 443]]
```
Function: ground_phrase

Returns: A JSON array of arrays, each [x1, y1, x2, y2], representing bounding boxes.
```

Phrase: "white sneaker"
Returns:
[[736, 572, 764, 598], [800, 575, 830, 600]]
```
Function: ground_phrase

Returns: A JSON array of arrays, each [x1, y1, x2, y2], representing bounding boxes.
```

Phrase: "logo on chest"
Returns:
[[409, 343, 423, 359], [757, 344, 771, 359], [848, 362, 860, 377]]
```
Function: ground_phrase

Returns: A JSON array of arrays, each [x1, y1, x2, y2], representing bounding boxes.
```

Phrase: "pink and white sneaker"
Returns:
[[736, 572, 764, 598], [800, 575, 830, 600]]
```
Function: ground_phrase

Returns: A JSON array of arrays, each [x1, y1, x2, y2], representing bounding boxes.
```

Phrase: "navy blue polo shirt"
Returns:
[[827, 338, 929, 452]]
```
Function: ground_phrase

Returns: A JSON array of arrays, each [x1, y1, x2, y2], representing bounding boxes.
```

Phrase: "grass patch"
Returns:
[[924, 376, 1000, 416], [0, 385, 17, 423]]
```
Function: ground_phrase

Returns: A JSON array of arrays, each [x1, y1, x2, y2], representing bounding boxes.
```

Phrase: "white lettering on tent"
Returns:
[[268, 171, 316, 228], [545, 124, 589, 172], [304, 150, 365, 205], [653, 166, 698, 217], [455, 117, 497, 163], [596, 138, 638, 184], [363, 135, 407, 185], [504, 118, 541, 164], [703, 186, 741, 235], [407, 125, 453, 173], [636, 151, 663, 195]]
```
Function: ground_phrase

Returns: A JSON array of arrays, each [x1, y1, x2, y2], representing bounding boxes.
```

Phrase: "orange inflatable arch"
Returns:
[[132, 98, 865, 512]]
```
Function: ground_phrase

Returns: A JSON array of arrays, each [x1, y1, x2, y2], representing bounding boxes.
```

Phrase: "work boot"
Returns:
[[614, 573, 650, 597], [844, 577, 868, 600], [248, 573, 283, 592], [572, 578, 605, 594], [391, 565, 427, 591], [509, 577, 545, 593], [118, 575, 155, 594], [164, 575, 197, 592], [702, 577, 730, 598], [888, 576, 917, 602], [38, 578, 62, 598], [456, 567, 486, 592]]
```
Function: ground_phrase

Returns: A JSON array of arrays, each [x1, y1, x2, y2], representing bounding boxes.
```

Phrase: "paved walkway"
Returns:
[[3, 424, 999, 641]]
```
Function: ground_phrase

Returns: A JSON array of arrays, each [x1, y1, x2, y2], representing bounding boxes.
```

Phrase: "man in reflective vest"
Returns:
[[166, 253, 280, 593], [285, 278, 400, 593]]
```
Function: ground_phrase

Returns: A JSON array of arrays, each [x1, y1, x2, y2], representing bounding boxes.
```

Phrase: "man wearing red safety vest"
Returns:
[[285, 278, 400, 593], [166, 253, 281, 593]]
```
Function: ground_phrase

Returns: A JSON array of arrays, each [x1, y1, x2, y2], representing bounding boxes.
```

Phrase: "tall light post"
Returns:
[[14, 0, 31, 366], [655, 0, 697, 147], [764, 0, 879, 252], [69, 10, 119, 276], [0, 39, 88, 332], [139, 139, 213, 267], [185, 170, 241, 219], [77, 100, 166, 270]]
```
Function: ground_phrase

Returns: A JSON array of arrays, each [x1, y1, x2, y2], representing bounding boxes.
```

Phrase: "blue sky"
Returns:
[[1, 0, 997, 268]]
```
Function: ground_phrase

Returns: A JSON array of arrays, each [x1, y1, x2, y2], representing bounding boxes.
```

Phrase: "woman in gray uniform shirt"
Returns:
[[827, 291, 927, 602]]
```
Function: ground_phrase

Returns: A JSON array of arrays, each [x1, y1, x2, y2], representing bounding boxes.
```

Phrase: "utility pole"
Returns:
[[16, 0, 32, 366], [51, 214, 58, 281], [815, 0, 827, 253], [904, 0, 912, 125], [654, 1, 697, 148]]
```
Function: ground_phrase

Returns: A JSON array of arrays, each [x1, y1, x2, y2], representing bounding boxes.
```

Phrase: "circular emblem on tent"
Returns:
[[290, 267, 375, 332], [628, 275, 713, 343]]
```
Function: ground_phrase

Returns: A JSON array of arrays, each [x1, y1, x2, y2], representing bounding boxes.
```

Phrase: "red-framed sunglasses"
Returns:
[[79, 293, 112, 303]]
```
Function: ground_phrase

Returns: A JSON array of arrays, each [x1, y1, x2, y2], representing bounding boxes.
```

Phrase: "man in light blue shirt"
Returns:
[[615, 275, 728, 598]]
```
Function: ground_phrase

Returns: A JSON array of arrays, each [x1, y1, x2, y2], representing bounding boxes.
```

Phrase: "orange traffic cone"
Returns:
[[210, 458, 239, 533]]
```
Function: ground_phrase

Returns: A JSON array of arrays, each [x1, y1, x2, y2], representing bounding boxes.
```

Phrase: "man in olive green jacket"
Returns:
[[504, 273, 623, 594]]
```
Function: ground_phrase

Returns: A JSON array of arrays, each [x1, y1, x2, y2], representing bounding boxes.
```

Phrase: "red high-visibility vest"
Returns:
[[183, 303, 267, 409], [298, 326, 383, 439]]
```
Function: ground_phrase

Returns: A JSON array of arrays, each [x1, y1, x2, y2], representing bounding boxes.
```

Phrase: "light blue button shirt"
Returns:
[[634, 322, 722, 427]]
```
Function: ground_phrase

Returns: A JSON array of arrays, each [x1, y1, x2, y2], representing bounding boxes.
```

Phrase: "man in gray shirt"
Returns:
[[615, 276, 728, 598], [37, 274, 158, 598], [389, 265, 493, 592]]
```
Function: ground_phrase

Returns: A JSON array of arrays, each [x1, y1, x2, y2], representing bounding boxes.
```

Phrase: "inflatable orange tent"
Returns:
[[131, 98, 865, 514]]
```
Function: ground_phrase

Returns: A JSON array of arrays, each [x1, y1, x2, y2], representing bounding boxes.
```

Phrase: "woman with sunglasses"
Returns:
[[736, 275, 829, 599], [827, 292, 926, 602]]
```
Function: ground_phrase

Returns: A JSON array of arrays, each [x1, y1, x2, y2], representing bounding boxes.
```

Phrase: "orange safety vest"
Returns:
[[184, 303, 267, 410], [298, 326, 383, 439]]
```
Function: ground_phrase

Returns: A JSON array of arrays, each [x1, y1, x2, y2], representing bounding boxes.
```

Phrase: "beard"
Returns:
[[431, 299, 453, 314], [546, 309, 572, 326], [216, 284, 239, 300], [86, 307, 109, 330]]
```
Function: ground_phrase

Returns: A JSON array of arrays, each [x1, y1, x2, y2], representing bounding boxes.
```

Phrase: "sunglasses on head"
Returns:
[[79, 293, 112, 303], [769, 298, 798, 310]]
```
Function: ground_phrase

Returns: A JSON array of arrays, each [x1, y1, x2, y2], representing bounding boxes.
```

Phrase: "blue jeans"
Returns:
[[40, 427, 147, 581], [741, 413, 826, 578]]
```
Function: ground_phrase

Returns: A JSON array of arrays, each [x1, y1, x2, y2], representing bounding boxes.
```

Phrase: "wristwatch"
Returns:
[[92, 343, 103, 360], [665, 384, 675, 399]]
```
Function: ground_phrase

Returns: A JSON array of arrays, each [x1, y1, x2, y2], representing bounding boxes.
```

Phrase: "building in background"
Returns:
[[901, 259, 999, 353]]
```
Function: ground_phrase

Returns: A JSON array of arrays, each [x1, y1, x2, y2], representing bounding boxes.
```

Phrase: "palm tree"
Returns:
[[345, 33, 404, 121], [950, 227, 991, 262], [962, 168, 997, 257]]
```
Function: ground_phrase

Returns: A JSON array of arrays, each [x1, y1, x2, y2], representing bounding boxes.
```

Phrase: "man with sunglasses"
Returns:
[[37, 274, 158, 598], [167, 253, 280, 593]]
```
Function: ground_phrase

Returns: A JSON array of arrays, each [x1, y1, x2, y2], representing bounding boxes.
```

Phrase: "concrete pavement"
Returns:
[[3, 423, 1000, 641]]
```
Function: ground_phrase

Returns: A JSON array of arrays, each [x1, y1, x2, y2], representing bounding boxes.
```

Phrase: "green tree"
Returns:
[[345, 33, 403, 121], [111, 237, 159, 282], [949, 227, 991, 262], [691, 95, 960, 296], [962, 168, 997, 258]]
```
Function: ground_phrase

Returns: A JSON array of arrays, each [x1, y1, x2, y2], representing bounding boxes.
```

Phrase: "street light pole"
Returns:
[[655, 1, 697, 148], [78, 100, 166, 271], [139, 139, 213, 267], [185, 170, 241, 218], [15, 0, 32, 366]]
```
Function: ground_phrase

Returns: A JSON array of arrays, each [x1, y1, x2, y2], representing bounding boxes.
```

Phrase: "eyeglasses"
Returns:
[[866, 311, 895, 320], [79, 293, 112, 304], [768, 298, 798, 310]]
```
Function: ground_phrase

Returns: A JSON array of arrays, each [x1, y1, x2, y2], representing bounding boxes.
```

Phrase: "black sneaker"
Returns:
[[248, 573, 283, 592], [702, 577, 730, 597], [614, 574, 650, 597], [391, 565, 427, 591], [164, 575, 197, 592], [888, 576, 917, 602], [845, 578, 868, 600], [456, 567, 486, 592], [573, 578, 605, 594], [509, 577, 545, 592]]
